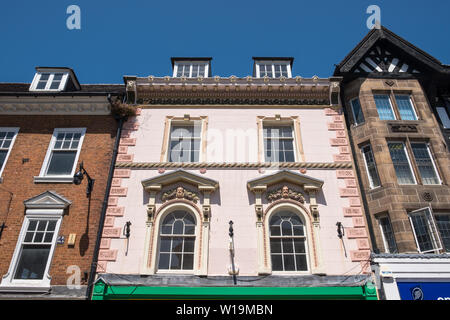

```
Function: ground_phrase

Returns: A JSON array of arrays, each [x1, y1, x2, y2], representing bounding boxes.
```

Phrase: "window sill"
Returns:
[[0, 283, 51, 293], [34, 176, 74, 184]]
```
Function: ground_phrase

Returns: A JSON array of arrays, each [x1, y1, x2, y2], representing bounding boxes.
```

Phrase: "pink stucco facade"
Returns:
[[97, 103, 372, 278]]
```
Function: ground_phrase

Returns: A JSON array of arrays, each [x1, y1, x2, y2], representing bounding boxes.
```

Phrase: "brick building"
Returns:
[[334, 27, 450, 300], [0, 67, 124, 299]]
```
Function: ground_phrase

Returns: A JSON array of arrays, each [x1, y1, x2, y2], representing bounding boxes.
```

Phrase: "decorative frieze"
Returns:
[[266, 186, 305, 203], [161, 186, 200, 204]]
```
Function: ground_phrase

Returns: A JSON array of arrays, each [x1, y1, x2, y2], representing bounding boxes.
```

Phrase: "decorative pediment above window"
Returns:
[[23, 191, 72, 210], [142, 170, 219, 221], [247, 170, 323, 192], [142, 169, 219, 192], [247, 170, 323, 223]]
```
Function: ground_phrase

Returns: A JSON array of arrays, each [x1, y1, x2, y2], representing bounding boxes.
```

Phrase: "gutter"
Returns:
[[85, 95, 126, 300]]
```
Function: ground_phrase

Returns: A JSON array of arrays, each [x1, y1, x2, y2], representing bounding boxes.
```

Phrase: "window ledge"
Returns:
[[0, 284, 51, 293], [34, 176, 74, 184]]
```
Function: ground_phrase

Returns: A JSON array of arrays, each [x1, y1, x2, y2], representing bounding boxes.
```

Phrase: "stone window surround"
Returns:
[[256, 116, 305, 163], [386, 138, 443, 186], [160, 116, 208, 163], [375, 212, 398, 254], [247, 170, 324, 275], [140, 170, 218, 276], [0, 191, 71, 292]]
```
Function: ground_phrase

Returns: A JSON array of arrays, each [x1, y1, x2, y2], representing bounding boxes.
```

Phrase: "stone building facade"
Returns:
[[92, 58, 377, 300], [335, 27, 450, 300]]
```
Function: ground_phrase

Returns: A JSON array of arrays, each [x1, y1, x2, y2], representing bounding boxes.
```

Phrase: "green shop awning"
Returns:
[[92, 280, 377, 300]]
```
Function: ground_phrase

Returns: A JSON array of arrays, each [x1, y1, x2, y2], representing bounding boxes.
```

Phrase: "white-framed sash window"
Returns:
[[30, 72, 69, 92], [0, 128, 19, 177], [35, 128, 86, 183]]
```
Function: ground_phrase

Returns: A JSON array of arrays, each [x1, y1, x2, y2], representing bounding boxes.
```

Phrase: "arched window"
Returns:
[[157, 210, 196, 271], [269, 211, 308, 272]]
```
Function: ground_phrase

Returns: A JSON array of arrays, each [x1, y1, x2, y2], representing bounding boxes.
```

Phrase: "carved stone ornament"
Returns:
[[161, 186, 199, 203], [267, 186, 305, 203], [147, 205, 156, 220]]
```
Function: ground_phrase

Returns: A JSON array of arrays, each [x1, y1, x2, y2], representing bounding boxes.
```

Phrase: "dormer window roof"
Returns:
[[171, 58, 212, 78], [253, 57, 294, 78], [29, 67, 81, 92]]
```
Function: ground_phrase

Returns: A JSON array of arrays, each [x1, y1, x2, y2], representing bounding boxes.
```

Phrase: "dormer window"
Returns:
[[31, 72, 68, 91], [29, 67, 81, 92], [253, 58, 293, 78], [171, 58, 211, 78]]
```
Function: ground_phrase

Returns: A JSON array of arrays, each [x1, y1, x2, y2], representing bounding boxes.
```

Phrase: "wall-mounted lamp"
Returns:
[[336, 222, 347, 257], [123, 221, 131, 256], [73, 162, 95, 197]]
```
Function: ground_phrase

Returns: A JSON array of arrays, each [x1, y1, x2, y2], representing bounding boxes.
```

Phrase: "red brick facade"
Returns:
[[0, 115, 117, 290]]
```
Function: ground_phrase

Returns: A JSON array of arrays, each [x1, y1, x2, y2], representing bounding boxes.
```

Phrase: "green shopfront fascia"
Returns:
[[92, 280, 378, 300]]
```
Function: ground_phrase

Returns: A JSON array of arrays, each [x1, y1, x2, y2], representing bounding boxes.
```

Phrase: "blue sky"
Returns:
[[1, 0, 449, 84]]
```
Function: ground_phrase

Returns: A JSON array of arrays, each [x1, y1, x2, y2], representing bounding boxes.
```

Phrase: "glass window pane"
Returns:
[[281, 221, 293, 236], [362, 145, 381, 188], [28, 220, 38, 231], [435, 214, 450, 252], [37, 221, 47, 231], [182, 253, 194, 269], [184, 238, 195, 253], [411, 143, 440, 185], [0, 150, 6, 169], [171, 237, 183, 252], [436, 107, 450, 129], [14, 244, 51, 280], [43, 232, 54, 243], [283, 255, 295, 271], [282, 239, 294, 253], [395, 95, 417, 120], [46, 151, 76, 175], [351, 99, 365, 124], [295, 255, 308, 271], [294, 239, 306, 253], [411, 213, 434, 252], [374, 95, 395, 120], [47, 221, 57, 232], [270, 239, 282, 253], [170, 253, 182, 269], [270, 225, 280, 236], [271, 255, 283, 271], [158, 253, 170, 269], [33, 232, 44, 243], [24, 232, 34, 242], [173, 221, 184, 235], [388, 143, 415, 184], [160, 238, 171, 252], [379, 217, 398, 253]]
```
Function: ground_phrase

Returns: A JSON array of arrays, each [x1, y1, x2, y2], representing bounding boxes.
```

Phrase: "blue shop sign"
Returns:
[[397, 282, 450, 300]]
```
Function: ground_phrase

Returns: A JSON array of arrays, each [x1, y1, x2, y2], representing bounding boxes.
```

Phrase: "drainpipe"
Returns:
[[85, 95, 126, 299]]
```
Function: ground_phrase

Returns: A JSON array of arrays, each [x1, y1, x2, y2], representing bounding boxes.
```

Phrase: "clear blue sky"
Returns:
[[1, 0, 449, 84]]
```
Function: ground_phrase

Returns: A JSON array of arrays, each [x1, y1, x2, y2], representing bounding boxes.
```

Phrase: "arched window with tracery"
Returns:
[[269, 211, 309, 272], [157, 210, 196, 271]]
